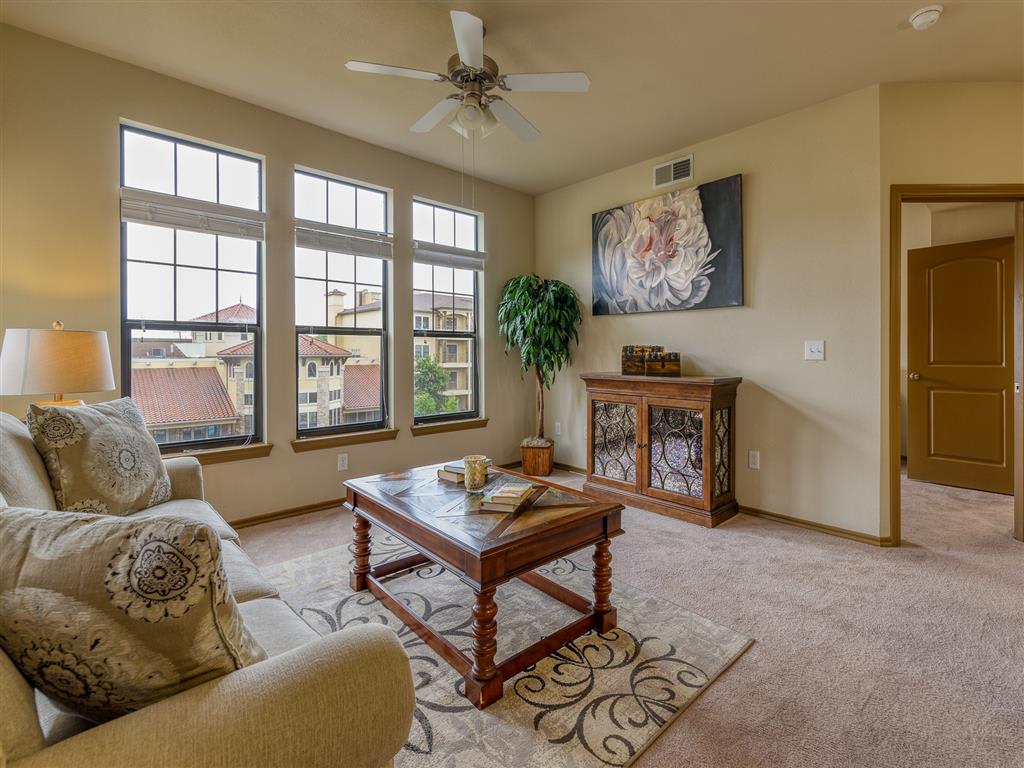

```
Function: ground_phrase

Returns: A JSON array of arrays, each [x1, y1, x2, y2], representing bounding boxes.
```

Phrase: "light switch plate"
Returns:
[[748, 449, 760, 470], [337, 453, 348, 471], [804, 340, 825, 361]]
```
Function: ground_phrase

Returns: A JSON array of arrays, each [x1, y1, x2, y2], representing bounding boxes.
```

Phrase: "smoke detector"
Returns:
[[909, 5, 943, 31]]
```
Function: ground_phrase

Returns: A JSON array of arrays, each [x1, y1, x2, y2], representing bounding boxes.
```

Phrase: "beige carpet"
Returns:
[[241, 472, 1023, 768], [262, 536, 751, 767]]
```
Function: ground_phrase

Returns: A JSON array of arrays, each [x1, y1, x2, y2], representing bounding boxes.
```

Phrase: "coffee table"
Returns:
[[344, 463, 624, 709]]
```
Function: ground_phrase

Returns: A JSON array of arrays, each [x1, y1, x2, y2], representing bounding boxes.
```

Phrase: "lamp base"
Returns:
[[33, 398, 86, 408]]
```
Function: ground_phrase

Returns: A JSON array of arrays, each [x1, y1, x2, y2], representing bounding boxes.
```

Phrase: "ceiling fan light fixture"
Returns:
[[455, 95, 485, 130]]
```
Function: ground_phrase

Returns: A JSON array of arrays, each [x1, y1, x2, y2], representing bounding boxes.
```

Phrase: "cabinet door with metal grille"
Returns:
[[643, 398, 711, 509], [587, 394, 641, 492]]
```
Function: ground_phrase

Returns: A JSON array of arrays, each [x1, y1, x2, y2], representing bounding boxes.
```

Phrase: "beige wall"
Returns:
[[0, 26, 535, 522], [879, 82, 1024, 538], [536, 87, 884, 536], [930, 203, 1017, 245]]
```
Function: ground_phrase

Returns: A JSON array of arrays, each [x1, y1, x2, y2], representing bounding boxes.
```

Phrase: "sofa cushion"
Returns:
[[0, 412, 57, 511], [131, 499, 239, 542], [26, 399, 171, 516], [238, 598, 319, 658], [0, 507, 266, 723], [221, 540, 279, 603]]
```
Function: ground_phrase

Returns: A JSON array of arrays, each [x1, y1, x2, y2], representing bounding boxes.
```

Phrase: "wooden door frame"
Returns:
[[888, 185, 1024, 545]]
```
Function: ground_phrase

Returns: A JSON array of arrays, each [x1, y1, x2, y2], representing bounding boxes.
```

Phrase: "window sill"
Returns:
[[410, 417, 489, 437], [163, 442, 274, 466], [290, 428, 400, 452]]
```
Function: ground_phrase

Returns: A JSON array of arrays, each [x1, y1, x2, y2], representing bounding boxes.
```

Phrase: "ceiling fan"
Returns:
[[346, 10, 590, 143]]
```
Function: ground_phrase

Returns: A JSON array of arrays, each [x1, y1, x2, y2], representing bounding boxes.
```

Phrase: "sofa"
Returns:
[[0, 412, 415, 768]]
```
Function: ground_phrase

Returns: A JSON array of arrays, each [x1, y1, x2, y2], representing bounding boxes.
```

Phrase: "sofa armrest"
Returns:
[[163, 456, 204, 501], [11, 625, 414, 768]]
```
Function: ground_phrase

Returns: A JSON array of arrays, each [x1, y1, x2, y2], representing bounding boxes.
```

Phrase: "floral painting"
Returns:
[[592, 174, 743, 315]]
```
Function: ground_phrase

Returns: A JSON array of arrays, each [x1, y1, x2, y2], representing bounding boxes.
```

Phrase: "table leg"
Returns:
[[349, 512, 371, 591], [592, 539, 617, 633], [465, 587, 502, 708]]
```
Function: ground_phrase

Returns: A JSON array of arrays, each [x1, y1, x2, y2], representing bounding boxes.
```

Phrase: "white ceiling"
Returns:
[[2, 1, 1021, 194]]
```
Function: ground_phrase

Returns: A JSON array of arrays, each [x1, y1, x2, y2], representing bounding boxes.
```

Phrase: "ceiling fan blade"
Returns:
[[346, 60, 444, 82], [450, 11, 484, 69], [502, 72, 591, 93], [411, 97, 458, 133], [488, 99, 540, 143]]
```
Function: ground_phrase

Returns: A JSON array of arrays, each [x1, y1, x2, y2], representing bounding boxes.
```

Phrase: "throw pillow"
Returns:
[[27, 398, 172, 516], [0, 507, 266, 722]]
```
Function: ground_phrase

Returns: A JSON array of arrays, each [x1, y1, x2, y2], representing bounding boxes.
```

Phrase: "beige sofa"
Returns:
[[0, 412, 414, 768]]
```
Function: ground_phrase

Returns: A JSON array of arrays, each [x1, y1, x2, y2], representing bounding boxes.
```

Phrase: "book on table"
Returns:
[[437, 457, 492, 484], [479, 482, 544, 512]]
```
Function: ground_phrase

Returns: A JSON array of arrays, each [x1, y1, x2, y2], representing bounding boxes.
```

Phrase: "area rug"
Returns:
[[262, 531, 752, 768]]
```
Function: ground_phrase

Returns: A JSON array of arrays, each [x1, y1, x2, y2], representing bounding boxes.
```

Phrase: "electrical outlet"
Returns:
[[804, 340, 825, 361], [555, 421, 562, 436], [748, 449, 761, 470], [337, 453, 348, 471]]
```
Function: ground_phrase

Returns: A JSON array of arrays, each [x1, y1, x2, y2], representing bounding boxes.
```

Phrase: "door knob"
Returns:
[[908, 372, 921, 381]]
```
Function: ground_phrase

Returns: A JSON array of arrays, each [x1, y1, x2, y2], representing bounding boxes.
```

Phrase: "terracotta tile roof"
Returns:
[[191, 302, 257, 324], [217, 334, 352, 358], [131, 367, 240, 426], [343, 364, 381, 410]]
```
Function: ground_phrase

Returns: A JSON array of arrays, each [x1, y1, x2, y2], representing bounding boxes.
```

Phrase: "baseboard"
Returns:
[[739, 505, 891, 547], [499, 460, 588, 475], [232, 497, 345, 529]]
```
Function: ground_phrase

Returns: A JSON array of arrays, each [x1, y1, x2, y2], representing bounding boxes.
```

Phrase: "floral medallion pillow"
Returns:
[[27, 398, 171, 516], [0, 507, 266, 722]]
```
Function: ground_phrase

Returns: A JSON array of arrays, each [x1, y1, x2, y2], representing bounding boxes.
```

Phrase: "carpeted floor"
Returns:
[[240, 472, 1023, 768]]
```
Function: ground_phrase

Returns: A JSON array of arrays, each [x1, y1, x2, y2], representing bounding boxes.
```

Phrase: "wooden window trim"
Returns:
[[410, 417, 488, 437], [290, 427, 399, 452], [163, 442, 273, 465]]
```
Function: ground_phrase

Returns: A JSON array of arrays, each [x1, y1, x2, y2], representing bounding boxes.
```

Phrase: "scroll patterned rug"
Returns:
[[262, 531, 752, 768]]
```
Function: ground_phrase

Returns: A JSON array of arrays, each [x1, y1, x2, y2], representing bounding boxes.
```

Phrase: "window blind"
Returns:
[[294, 218, 394, 261], [412, 241, 485, 271], [120, 187, 266, 241]]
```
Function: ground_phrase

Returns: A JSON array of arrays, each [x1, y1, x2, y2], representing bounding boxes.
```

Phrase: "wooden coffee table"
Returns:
[[344, 463, 624, 709]]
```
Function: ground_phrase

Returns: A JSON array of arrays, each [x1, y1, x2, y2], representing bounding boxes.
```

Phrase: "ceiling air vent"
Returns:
[[652, 154, 693, 189]]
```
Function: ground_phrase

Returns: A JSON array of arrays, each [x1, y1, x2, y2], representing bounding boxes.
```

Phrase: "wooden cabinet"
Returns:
[[581, 372, 741, 528]]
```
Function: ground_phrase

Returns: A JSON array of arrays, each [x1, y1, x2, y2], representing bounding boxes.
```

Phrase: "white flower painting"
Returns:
[[592, 174, 743, 316]]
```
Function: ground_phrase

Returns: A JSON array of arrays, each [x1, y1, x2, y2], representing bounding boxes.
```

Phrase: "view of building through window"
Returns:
[[121, 126, 264, 448], [293, 170, 388, 434], [411, 200, 479, 422]]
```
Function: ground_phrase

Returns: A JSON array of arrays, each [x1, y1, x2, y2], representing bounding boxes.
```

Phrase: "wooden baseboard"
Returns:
[[499, 460, 588, 475], [232, 497, 345, 529], [738, 505, 892, 547]]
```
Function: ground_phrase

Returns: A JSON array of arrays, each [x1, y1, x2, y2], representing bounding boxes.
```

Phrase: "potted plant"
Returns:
[[497, 274, 583, 476]]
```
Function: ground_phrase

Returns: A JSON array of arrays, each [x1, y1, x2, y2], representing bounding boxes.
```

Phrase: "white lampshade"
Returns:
[[0, 327, 115, 397]]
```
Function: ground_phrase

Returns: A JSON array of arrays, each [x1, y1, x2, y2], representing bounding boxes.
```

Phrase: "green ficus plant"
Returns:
[[497, 274, 583, 443]]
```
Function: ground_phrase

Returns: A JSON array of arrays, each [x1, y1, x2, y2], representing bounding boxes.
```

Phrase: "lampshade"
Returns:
[[0, 326, 115, 397]]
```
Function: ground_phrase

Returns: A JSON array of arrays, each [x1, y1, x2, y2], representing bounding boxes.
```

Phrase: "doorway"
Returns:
[[889, 186, 1024, 545]]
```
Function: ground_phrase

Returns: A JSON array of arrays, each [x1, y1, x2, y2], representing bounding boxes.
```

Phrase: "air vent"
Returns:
[[652, 154, 693, 189]]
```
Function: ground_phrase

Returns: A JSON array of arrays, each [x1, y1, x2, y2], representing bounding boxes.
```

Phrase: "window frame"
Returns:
[[119, 124, 265, 453], [293, 168, 391, 439]]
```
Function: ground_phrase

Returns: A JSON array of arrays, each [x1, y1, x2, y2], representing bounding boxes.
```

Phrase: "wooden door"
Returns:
[[587, 393, 642, 493], [641, 396, 711, 510], [908, 236, 1015, 494]]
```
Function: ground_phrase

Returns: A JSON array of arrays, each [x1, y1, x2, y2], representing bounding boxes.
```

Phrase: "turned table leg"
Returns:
[[349, 512, 372, 591], [465, 587, 502, 708], [592, 539, 617, 633]]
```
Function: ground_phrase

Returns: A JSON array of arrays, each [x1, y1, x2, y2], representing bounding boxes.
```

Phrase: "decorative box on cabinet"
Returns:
[[580, 372, 741, 528]]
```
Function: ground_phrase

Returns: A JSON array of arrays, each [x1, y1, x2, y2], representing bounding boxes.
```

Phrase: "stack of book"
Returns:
[[480, 481, 543, 512], [437, 458, 491, 484]]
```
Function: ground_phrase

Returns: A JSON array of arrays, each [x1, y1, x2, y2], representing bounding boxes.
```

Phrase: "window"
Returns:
[[412, 200, 481, 423], [293, 169, 391, 437], [120, 125, 264, 450]]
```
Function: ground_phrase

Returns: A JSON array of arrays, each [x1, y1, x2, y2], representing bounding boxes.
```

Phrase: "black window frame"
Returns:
[[119, 125, 265, 453], [412, 199, 480, 426], [293, 169, 390, 439]]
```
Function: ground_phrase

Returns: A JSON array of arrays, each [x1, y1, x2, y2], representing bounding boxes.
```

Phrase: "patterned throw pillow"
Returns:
[[0, 507, 266, 723], [27, 398, 172, 516]]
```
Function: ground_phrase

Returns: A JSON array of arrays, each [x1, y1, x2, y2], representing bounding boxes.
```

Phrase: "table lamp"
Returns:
[[0, 322, 116, 406]]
